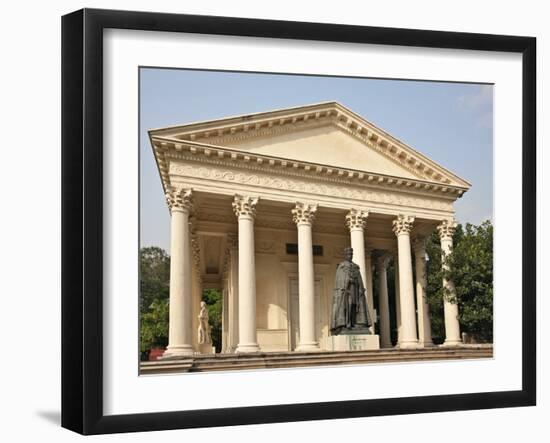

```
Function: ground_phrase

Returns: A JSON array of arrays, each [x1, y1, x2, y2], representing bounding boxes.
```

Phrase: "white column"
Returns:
[[292, 202, 319, 352], [222, 288, 228, 352], [392, 215, 419, 349], [227, 233, 239, 353], [346, 209, 372, 330], [414, 237, 434, 347], [233, 195, 260, 353], [365, 248, 375, 334], [163, 188, 194, 357], [346, 209, 369, 283], [437, 219, 462, 346], [190, 232, 202, 351], [394, 257, 402, 345], [377, 255, 392, 348]]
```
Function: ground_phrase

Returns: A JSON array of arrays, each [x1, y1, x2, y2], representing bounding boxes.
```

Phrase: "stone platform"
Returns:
[[327, 334, 380, 351], [140, 345, 493, 375]]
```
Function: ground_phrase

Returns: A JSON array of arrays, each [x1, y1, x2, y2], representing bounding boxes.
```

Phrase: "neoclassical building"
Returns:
[[148, 102, 470, 357]]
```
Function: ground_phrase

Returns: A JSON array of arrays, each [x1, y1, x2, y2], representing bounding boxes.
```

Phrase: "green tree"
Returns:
[[202, 289, 222, 352], [447, 220, 493, 341], [426, 220, 493, 343], [139, 247, 170, 355], [139, 247, 170, 315], [140, 298, 169, 353], [139, 247, 224, 355]]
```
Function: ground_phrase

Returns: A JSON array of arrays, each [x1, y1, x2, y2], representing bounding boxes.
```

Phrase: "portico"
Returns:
[[149, 101, 471, 356]]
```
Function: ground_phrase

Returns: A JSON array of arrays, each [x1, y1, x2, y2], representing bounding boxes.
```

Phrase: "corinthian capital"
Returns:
[[392, 214, 415, 236], [437, 218, 458, 241], [232, 195, 259, 219], [292, 202, 318, 225], [346, 208, 369, 231], [166, 187, 193, 213]]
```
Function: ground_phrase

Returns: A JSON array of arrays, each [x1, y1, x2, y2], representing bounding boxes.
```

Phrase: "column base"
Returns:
[[442, 339, 463, 347], [295, 342, 320, 352], [418, 341, 435, 348], [380, 341, 393, 349], [397, 340, 420, 349], [236, 343, 261, 353], [160, 345, 194, 359]]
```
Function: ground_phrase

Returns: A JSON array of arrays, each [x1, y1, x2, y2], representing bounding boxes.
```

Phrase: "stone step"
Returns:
[[140, 346, 492, 375]]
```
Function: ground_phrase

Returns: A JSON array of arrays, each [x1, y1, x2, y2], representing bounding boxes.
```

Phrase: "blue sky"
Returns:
[[140, 68, 493, 252]]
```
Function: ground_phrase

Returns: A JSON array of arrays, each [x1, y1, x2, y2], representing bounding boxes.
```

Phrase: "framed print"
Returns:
[[61, 8, 536, 435]]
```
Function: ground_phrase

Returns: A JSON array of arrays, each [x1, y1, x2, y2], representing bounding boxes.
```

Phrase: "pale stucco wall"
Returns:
[[224, 126, 420, 180], [250, 227, 351, 352]]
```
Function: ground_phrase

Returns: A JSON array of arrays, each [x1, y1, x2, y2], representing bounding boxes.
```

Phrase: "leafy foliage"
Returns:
[[447, 220, 493, 341], [139, 247, 170, 354], [139, 247, 170, 315], [139, 247, 224, 354], [140, 298, 169, 353], [426, 220, 493, 342]]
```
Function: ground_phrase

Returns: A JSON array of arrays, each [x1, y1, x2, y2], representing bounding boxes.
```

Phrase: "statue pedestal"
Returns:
[[327, 334, 380, 351], [198, 343, 215, 354]]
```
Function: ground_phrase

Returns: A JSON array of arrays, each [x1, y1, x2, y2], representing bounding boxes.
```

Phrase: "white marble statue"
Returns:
[[198, 301, 212, 345]]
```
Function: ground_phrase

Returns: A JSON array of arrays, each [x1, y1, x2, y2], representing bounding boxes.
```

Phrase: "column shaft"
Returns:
[[228, 236, 239, 352], [233, 196, 260, 353], [190, 234, 201, 352], [414, 239, 433, 347], [350, 229, 367, 284], [293, 203, 319, 351], [377, 256, 392, 348], [221, 287, 229, 353], [164, 189, 194, 357], [438, 219, 462, 346], [393, 215, 418, 348], [365, 249, 375, 334], [298, 223, 317, 350], [394, 258, 402, 345], [346, 208, 372, 332]]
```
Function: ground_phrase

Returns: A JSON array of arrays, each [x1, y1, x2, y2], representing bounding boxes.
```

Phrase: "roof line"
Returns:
[[148, 101, 471, 188], [147, 100, 339, 134]]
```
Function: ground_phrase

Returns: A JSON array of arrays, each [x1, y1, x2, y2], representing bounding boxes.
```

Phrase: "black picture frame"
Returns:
[[61, 8, 536, 435]]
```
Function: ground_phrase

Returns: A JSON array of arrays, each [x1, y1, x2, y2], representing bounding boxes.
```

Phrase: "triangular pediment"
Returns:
[[149, 102, 470, 188], [218, 124, 421, 180]]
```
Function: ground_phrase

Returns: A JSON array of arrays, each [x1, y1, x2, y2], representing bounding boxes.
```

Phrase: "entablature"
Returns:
[[151, 137, 467, 205]]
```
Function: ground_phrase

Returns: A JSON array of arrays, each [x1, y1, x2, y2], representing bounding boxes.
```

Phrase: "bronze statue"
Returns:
[[331, 247, 372, 335]]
